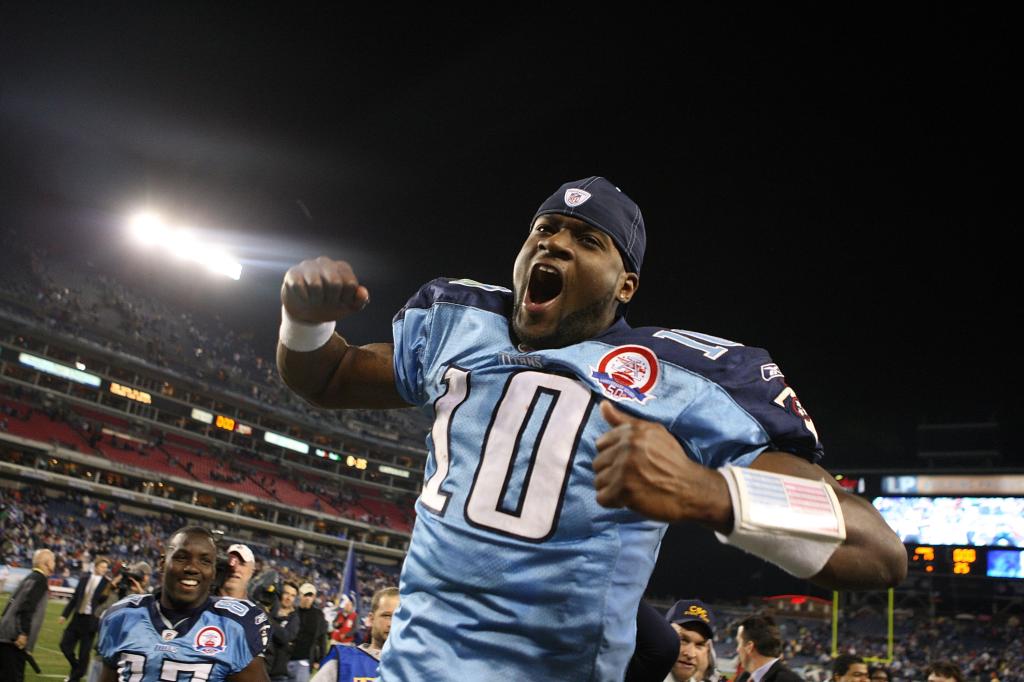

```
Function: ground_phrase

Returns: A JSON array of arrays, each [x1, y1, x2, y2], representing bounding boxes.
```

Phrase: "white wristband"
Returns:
[[714, 464, 845, 579], [279, 305, 336, 352]]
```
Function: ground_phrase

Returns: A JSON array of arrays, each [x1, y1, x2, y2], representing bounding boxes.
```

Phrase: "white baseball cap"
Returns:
[[299, 582, 316, 596], [227, 544, 255, 564]]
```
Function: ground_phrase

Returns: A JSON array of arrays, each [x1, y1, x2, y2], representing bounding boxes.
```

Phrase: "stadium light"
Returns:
[[128, 211, 169, 248], [126, 210, 243, 281]]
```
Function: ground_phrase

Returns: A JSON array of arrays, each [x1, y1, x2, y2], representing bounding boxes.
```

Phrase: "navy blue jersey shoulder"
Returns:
[[104, 592, 152, 619], [599, 322, 823, 463], [602, 324, 772, 380], [207, 597, 267, 657], [393, 277, 512, 322]]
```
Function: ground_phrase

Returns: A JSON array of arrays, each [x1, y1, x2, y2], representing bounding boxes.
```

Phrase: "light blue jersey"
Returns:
[[382, 279, 822, 681], [98, 593, 268, 681]]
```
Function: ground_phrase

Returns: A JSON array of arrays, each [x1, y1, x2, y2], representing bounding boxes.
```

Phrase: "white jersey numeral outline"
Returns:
[[653, 329, 743, 360], [419, 366, 470, 514], [117, 654, 214, 682], [423, 368, 593, 541]]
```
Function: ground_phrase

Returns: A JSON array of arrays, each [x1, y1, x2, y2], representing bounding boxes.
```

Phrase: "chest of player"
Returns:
[[418, 335, 688, 542], [114, 612, 246, 681]]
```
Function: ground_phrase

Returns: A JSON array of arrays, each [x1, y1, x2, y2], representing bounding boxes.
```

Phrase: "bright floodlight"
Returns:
[[128, 211, 168, 247], [126, 210, 243, 281]]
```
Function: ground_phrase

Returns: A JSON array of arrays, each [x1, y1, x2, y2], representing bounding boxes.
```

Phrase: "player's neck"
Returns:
[[159, 592, 207, 619]]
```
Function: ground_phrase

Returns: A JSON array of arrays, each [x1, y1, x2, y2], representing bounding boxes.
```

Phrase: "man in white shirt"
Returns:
[[58, 557, 111, 682], [735, 615, 801, 682]]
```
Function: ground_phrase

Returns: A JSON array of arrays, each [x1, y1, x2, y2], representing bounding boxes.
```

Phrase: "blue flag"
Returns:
[[340, 540, 360, 619]]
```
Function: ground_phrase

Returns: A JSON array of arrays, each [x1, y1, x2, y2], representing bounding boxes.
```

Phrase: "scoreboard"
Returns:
[[908, 545, 1023, 579]]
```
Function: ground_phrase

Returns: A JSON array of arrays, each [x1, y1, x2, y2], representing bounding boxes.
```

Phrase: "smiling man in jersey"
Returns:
[[276, 176, 907, 681], [97, 526, 269, 682]]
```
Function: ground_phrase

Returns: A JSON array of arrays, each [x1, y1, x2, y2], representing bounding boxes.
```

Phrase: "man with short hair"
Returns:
[[662, 600, 716, 682], [0, 548, 55, 682], [833, 655, 868, 682], [925, 661, 964, 682], [312, 587, 398, 682], [96, 526, 269, 681], [60, 556, 112, 682], [220, 544, 256, 599], [86, 561, 153, 682], [735, 615, 801, 682], [288, 583, 328, 682], [278, 176, 907, 680], [266, 583, 300, 682]]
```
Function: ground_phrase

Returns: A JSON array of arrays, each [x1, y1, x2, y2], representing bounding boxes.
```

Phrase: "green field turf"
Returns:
[[1, 592, 76, 680]]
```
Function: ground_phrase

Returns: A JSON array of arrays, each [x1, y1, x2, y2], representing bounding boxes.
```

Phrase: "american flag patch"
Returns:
[[734, 468, 846, 540]]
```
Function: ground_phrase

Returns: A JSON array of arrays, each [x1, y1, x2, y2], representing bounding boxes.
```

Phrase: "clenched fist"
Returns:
[[281, 257, 370, 324], [593, 401, 731, 528]]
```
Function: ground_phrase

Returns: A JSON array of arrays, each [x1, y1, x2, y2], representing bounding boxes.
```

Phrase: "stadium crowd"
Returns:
[[0, 239, 431, 450], [0, 384, 416, 534], [0, 483, 399, 615], [3, 482, 1021, 682]]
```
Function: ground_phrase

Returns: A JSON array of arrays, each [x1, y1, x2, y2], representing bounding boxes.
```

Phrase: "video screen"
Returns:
[[987, 550, 1024, 579], [872, 496, 1024, 547]]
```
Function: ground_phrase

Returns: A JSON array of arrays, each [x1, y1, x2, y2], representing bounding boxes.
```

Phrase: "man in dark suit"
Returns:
[[58, 556, 111, 682], [0, 549, 55, 682], [734, 615, 802, 682]]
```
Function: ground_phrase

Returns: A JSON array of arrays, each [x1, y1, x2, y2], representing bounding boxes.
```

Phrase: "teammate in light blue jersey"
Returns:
[[277, 177, 907, 681], [97, 526, 269, 682]]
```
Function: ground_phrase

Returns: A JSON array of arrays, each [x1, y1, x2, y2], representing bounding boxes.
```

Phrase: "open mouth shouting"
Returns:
[[523, 262, 564, 313]]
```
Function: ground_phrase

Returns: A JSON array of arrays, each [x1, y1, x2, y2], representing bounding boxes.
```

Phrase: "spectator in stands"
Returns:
[[289, 583, 328, 682], [59, 556, 112, 682], [219, 544, 256, 599], [662, 599, 717, 682], [266, 582, 301, 682], [0, 548, 55, 682], [833, 655, 868, 682], [868, 667, 889, 682], [735, 615, 802, 682], [926, 661, 965, 682], [312, 586, 398, 682]]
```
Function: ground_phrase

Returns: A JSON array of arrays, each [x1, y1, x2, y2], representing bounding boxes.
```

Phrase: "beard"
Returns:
[[511, 288, 617, 350]]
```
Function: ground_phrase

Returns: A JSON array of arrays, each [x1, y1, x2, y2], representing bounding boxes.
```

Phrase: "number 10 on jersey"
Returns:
[[420, 368, 594, 542]]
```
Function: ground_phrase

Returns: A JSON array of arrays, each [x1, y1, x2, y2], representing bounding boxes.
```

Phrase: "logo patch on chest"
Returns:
[[193, 625, 227, 655], [590, 345, 659, 403]]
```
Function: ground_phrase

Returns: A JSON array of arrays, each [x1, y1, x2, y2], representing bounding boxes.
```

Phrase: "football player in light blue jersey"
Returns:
[[277, 177, 907, 681], [97, 526, 269, 682]]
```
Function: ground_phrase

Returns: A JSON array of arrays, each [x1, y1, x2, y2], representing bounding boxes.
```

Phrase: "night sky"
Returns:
[[1, 6, 1017, 598]]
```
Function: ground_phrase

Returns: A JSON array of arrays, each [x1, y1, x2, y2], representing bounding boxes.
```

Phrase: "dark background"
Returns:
[[1, 5, 1016, 599]]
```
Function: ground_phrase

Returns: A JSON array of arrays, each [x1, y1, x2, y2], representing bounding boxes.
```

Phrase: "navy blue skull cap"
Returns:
[[532, 176, 646, 275]]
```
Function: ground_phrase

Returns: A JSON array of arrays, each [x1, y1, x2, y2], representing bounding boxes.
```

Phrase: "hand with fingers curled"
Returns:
[[281, 256, 370, 324], [593, 401, 732, 527]]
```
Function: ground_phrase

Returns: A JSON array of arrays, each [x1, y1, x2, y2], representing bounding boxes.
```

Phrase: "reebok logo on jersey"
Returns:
[[760, 363, 784, 381], [590, 345, 659, 403], [194, 626, 227, 655], [564, 188, 592, 206]]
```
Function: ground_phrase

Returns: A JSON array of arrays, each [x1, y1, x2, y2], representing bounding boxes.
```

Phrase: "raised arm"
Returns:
[[593, 401, 907, 590], [276, 257, 409, 410]]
